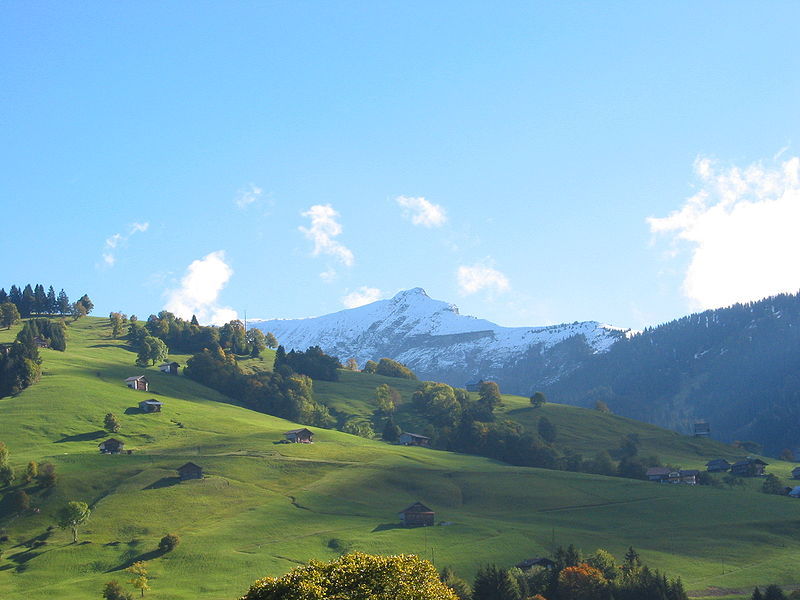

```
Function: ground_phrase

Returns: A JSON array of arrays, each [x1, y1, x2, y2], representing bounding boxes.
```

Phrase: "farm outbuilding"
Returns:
[[730, 457, 768, 477], [398, 502, 434, 527], [178, 462, 203, 480], [398, 432, 430, 447], [99, 438, 125, 454], [284, 428, 314, 443], [706, 458, 731, 472], [125, 375, 149, 391], [139, 399, 163, 413], [159, 362, 180, 375]]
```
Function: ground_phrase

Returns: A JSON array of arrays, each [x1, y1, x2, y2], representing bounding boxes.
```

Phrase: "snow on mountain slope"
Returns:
[[253, 288, 628, 393]]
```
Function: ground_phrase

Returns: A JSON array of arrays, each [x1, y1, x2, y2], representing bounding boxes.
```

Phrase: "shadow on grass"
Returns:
[[124, 407, 145, 415], [142, 477, 181, 491], [106, 548, 164, 572], [89, 343, 134, 351], [371, 523, 403, 532], [55, 430, 107, 443]]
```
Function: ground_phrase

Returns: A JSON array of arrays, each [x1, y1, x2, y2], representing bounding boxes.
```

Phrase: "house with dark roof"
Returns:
[[730, 457, 768, 477], [125, 375, 149, 391], [515, 558, 556, 570], [646, 467, 698, 485], [178, 462, 203, 480], [398, 502, 434, 527], [99, 438, 125, 454], [693, 421, 711, 436], [646, 467, 671, 482], [465, 378, 485, 392], [159, 361, 180, 375], [706, 458, 731, 473], [398, 432, 430, 447], [284, 428, 314, 443], [139, 399, 163, 413], [791, 466, 800, 480]]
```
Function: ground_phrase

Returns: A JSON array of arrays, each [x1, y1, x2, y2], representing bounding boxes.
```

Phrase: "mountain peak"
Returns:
[[391, 287, 429, 301]]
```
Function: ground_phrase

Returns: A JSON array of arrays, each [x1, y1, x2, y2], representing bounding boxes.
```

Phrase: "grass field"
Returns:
[[1, 317, 799, 600]]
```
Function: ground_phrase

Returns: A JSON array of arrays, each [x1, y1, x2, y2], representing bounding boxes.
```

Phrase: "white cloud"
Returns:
[[101, 222, 149, 267], [163, 250, 238, 325], [457, 262, 511, 295], [235, 183, 262, 209], [299, 204, 355, 266], [648, 155, 800, 309], [396, 195, 447, 228], [342, 286, 385, 308]]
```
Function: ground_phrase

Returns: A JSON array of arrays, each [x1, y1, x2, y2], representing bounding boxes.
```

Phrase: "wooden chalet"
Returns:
[[398, 501, 435, 527], [646, 467, 698, 485], [284, 428, 314, 443], [465, 378, 485, 392], [791, 466, 800, 480], [99, 438, 125, 454], [706, 458, 731, 473], [515, 557, 556, 570], [125, 375, 149, 391], [730, 457, 768, 477], [693, 421, 711, 437], [139, 399, 163, 413], [159, 361, 180, 375], [178, 462, 203, 480], [398, 432, 430, 447]]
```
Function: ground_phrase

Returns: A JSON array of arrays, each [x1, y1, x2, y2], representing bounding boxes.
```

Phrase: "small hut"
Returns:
[[398, 432, 430, 447], [284, 428, 314, 443], [178, 462, 203, 480], [159, 362, 180, 375], [706, 458, 731, 472], [693, 421, 711, 437], [730, 457, 768, 477], [99, 438, 125, 454], [125, 375, 149, 391], [139, 399, 163, 413], [398, 501, 435, 527], [791, 466, 800, 480]]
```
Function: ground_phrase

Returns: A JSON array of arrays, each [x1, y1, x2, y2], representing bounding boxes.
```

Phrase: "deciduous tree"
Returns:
[[0, 302, 20, 329], [56, 501, 91, 543], [104, 413, 121, 433], [126, 561, 150, 597]]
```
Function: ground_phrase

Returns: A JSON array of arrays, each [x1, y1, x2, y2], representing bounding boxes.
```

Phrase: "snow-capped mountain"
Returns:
[[253, 288, 629, 394]]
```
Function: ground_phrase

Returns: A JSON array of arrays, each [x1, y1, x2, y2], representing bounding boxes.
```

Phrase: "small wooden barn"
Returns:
[[178, 462, 203, 480], [284, 428, 314, 443], [693, 421, 711, 437], [730, 457, 768, 477], [791, 466, 800, 480], [398, 501, 435, 527], [139, 399, 163, 413], [706, 458, 731, 472], [516, 557, 556, 570], [125, 375, 149, 391], [99, 438, 125, 454], [159, 362, 180, 375], [398, 432, 430, 447], [465, 378, 485, 392]]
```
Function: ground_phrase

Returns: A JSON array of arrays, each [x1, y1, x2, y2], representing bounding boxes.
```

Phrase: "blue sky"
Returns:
[[3, 2, 799, 329]]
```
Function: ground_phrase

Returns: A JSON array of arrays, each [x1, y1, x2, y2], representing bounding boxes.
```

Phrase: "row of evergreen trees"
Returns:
[[0, 284, 77, 317]]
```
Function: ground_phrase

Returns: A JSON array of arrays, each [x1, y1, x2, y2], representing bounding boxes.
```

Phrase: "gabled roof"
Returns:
[[732, 457, 768, 467], [679, 469, 700, 476], [159, 362, 180, 367], [400, 501, 433, 514], [791, 466, 800, 473], [646, 467, 671, 476], [516, 557, 555, 569], [140, 399, 163, 405], [400, 432, 430, 440], [178, 462, 202, 471], [284, 428, 313, 435], [99, 438, 124, 446], [706, 458, 731, 466], [125, 375, 147, 382]]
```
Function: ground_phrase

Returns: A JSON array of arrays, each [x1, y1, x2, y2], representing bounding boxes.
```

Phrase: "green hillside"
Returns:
[[2, 317, 800, 600]]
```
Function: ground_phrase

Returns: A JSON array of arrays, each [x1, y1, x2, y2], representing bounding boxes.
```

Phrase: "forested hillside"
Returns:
[[545, 292, 800, 455]]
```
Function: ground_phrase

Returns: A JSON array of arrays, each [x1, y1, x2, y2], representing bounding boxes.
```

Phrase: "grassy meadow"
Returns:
[[1, 317, 800, 599]]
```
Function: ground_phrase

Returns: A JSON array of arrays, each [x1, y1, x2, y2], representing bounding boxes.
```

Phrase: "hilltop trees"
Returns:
[[375, 357, 417, 379], [240, 552, 458, 600], [0, 322, 42, 397], [530, 391, 546, 408], [0, 302, 20, 329], [135, 336, 169, 367]]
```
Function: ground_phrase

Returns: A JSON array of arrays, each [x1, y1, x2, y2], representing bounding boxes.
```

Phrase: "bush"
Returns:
[[158, 533, 180, 553], [375, 358, 417, 380]]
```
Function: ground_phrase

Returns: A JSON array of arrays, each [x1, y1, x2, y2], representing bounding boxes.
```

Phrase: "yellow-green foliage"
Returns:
[[240, 552, 457, 600]]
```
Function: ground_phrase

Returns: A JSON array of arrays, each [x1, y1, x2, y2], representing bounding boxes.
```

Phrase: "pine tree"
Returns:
[[190, 314, 199, 326], [0, 288, 7, 304], [20, 284, 35, 317], [46, 286, 57, 314], [473, 564, 521, 600], [33, 284, 46, 314], [57, 289, 70, 315], [9, 285, 21, 308]]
